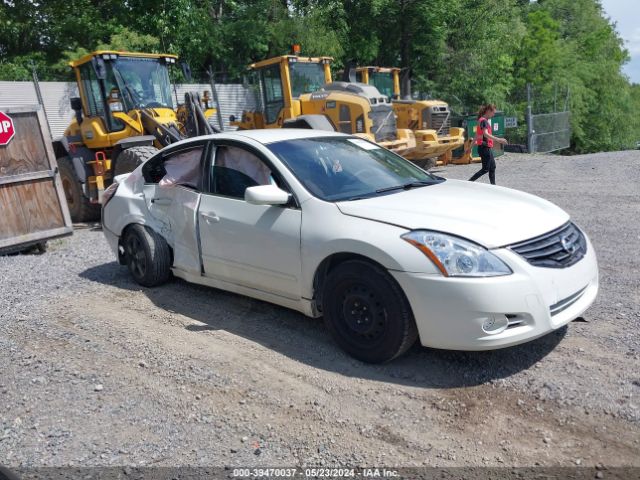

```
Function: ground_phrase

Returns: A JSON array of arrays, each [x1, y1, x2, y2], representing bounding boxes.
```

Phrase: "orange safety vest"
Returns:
[[475, 117, 494, 148]]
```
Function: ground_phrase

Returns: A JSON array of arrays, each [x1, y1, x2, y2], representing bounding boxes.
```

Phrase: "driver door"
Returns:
[[198, 142, 303, 299]]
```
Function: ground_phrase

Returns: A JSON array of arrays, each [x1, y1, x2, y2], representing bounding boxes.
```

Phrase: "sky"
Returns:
[[600, 0, 640, 83]]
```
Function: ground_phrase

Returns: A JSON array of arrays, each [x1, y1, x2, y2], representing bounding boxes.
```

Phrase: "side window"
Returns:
[[338, 105, 352, 133], [260, 65, 284, 124], [80, 64, 104, 117], [79, 63, 124, 131], [210, 145, 274, 199], [142, 146, 204, 190]]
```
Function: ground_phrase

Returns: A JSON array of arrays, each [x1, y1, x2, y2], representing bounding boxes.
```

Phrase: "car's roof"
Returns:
[[158, 129, 352, 154], [228, 129, 349, 144], [167, 129, 350, 150]]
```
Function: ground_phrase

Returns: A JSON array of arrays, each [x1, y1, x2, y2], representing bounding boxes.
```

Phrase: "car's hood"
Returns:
[[336, 179, 569, 248]]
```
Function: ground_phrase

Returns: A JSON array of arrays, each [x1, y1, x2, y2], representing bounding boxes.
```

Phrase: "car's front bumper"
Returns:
[[391, 236, 598, 350]]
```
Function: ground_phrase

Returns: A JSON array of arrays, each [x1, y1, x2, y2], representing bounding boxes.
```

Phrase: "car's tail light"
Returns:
[[102, 181, 119, 207]]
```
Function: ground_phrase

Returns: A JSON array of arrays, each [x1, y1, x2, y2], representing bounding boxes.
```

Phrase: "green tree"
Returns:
[[532, 0, 637, 152], [433, 0, 524, 110], [0, 0, 637, 152]]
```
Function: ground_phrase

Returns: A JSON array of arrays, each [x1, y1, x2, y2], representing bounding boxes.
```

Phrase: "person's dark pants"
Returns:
[[469, 145, 496, 184]]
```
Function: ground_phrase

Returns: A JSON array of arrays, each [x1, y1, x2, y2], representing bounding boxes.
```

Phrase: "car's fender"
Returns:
[[102, 178, 161, 237], [299, 200, 441, 299]]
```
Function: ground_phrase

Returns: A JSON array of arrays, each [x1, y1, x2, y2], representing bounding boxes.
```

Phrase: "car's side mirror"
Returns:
[[245, 185, 290, 206]]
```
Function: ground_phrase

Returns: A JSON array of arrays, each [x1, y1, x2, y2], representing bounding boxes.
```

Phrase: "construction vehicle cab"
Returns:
[[356, 66, 400, 99], [356, 66, 465, 163], [233, 54, 332, 130], [54, 51, 216, 221]]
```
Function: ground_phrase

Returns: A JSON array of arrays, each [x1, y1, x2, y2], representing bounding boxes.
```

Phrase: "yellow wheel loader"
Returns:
[[52, 51, 218, 222], [356, 66, 465, 165], [231, 53, 416, 155]]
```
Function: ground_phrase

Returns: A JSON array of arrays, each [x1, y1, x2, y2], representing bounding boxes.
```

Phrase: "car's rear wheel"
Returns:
[[123, 224, 172, 287], [322, 260, 418, 363]]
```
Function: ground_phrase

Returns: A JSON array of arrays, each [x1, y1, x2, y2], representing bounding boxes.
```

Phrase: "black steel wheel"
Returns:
[[322, 260, 418, 363], [123, 224, 172, 287]]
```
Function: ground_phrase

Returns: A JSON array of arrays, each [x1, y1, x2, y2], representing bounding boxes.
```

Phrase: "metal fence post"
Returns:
[[31, 65, 51, 136], [526, 83, 534, 153], [207, 68, 225, 132]]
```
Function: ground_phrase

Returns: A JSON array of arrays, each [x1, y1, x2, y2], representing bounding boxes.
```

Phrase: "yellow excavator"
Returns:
[[231, 50, 425, 159], [356, 66, 465, 163], [53, 51, 218, 221]]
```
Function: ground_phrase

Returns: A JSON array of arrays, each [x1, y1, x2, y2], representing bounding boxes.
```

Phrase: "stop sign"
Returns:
[[0, 111, 15, 146]]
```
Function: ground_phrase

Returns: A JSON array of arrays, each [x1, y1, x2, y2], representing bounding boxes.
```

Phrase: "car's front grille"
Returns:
[[550, 285, 588, 316], [508, 222, 587, 268]]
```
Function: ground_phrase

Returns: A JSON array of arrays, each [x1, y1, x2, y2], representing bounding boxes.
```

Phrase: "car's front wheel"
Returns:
[[322, 260, 418, 363], [123, 224, 172, 287]]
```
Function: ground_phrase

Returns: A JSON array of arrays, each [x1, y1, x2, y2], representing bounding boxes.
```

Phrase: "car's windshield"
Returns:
[[371, 72, 394, 98], [112, 57, 173, 110], [267, 137, 442, 201], [289, 62, 326, 97]]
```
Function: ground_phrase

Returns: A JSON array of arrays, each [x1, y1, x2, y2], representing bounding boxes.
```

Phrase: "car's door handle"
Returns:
[[201, 212, 220, 223], [151, 197, 172, 206]]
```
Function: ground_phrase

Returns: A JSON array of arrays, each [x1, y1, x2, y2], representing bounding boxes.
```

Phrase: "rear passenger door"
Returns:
[[198, 141, 303, 299], [141, 143, 206, 275]]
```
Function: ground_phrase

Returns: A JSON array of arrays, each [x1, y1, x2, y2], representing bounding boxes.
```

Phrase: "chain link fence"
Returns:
[[526, 83, 571, 153], [412, 82, 571, 154], [529, 110, 571, 153]]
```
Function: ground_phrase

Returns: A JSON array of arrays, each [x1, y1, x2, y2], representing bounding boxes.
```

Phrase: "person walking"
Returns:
[[468, 104, 508, 185]]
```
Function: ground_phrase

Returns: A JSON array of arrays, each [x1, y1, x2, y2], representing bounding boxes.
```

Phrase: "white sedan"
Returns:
[[102, 129, 598, 363]]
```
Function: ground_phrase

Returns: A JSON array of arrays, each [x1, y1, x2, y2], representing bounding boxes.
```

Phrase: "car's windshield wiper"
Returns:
[[343, 192, 381, 201], [375, 181, 432, 194]]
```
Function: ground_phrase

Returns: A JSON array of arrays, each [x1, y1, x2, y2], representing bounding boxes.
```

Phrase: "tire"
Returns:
[[58, 156, 100, 222], [113, 146, 158, 177], [123, 224, 172, 287], [322, 260, 418, 363]]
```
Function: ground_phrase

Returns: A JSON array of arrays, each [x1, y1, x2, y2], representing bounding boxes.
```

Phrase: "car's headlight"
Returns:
[[401, 230, 512, 277]]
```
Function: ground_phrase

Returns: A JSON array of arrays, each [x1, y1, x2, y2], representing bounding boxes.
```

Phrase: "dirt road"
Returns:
[[1, 152, 638, 470]]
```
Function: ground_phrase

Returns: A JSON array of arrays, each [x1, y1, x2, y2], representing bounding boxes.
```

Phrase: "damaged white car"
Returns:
[[102, 129, 598, 363]]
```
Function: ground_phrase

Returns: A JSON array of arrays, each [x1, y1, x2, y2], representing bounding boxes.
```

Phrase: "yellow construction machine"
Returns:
[[231, 52, 419, 157], [356, 66, 465, 163], [53, 51, 218, 221]]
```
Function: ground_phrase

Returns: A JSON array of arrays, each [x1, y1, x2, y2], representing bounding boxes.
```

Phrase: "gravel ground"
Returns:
[[0, 151, 639, 471]]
